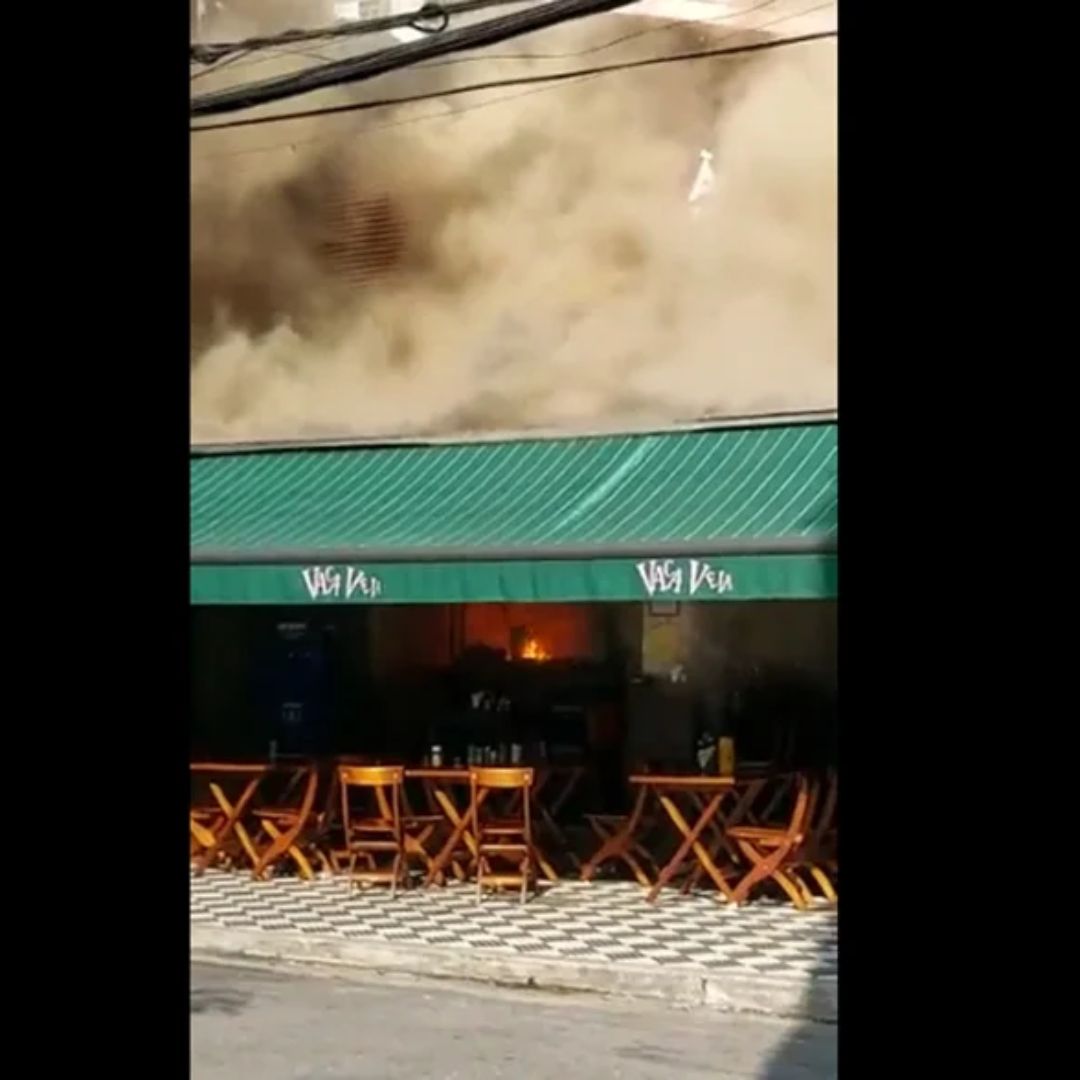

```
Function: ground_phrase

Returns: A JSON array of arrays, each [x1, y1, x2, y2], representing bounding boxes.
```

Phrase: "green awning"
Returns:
[[191, 422, 837, 605]]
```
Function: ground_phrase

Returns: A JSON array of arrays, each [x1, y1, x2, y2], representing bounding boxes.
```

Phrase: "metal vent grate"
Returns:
[[318, 194, 407, 284]]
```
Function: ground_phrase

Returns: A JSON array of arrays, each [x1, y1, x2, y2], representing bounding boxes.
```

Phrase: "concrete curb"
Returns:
[[190, 924, 836, 1021]]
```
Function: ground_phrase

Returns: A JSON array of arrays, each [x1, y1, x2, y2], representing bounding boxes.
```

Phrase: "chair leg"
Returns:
[[313, 846, 334, 876], [772, 868, 809, 910], [787, 866, 816, 907], [624, 850, 653, 890], [807, 864, 838, 903], [732, 840, 794, 905]]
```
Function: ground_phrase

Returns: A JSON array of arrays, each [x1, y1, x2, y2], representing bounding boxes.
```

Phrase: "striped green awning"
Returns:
[[191, 422, 837, 604]]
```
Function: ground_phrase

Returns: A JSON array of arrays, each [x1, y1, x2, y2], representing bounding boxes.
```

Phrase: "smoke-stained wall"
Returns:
[[191, 15, 836, 441]]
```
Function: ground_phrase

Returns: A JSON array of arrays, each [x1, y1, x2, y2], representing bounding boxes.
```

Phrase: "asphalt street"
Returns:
[[191, 960, 836, 1079]]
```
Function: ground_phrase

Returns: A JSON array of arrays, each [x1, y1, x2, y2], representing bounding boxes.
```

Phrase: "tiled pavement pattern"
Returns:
[[191, 872, 837, 982]]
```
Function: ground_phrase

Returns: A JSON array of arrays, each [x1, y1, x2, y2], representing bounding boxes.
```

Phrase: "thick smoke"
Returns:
[[191, 18, 836, 442]]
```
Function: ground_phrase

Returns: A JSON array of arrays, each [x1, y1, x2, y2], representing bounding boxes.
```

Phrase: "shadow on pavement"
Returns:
[[759, 925, 837, 1080]]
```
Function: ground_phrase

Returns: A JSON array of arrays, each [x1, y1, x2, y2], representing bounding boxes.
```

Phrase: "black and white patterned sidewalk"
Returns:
[[191, 871, 837, 983]]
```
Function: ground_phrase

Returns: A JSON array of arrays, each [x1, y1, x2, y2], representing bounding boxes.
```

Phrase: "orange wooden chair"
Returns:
[[469, 767, 536, 904], [248, 763, 321, 880], [728, 771, 838, 908], [582, 779, 661, 887], [334, 765, 409, 895], [753, 771, 798, 827], [397, 782, 446, 883], [581, 761, 664, 886], [790, 768, 837, 903], [727, 772, 815, 908], [190, 763, 268, 874], [583, 812, 660, 887]]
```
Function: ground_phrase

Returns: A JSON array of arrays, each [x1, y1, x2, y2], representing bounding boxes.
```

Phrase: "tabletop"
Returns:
[[628, 773, 767, 790], [191, 762, 272, 774], [405, 767, 471, 782]]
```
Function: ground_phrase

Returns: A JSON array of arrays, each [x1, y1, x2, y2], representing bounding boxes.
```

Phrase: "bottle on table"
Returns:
[[717, 736, 736, 777]]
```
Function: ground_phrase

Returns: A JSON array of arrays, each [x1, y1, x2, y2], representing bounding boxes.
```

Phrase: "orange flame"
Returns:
[[519, 636, 550, 662]]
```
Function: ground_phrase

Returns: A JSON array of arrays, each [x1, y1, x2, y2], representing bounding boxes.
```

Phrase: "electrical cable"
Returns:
[[191, 29, 836, 133], [191, 0, 642, 116], [192, 0, 781, 80], [419, 0, 783, 69], [191, 0, 833, 161], [192, 0, 786, 86], [191, 0, 541, 65]]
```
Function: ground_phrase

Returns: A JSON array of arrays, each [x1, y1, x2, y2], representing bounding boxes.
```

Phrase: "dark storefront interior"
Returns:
[[191, 599, 836, 815]]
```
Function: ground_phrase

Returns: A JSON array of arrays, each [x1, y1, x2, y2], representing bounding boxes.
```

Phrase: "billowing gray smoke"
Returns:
[[191, 16, 836, 442]]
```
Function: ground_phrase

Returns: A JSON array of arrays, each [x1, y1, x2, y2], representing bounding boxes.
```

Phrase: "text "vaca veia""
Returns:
[[301, 566, 383, 601], [635, 558, 734, 597]]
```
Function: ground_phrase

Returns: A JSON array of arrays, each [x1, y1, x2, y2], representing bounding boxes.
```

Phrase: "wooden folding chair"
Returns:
[[680, 775, 772, 895], [410, 769, 478, 886], [190, 763, 268, 874], [584, 815, 659, 887], [398, 782, 445, 883], [582, 783, 660, 887], [249, 763, 321, 880], [334, 765, 409, 895], [787, 768, 837, 904], [469, 767, 536, 904], [728, 772, 831, 909], [754, 771, 798, 827]]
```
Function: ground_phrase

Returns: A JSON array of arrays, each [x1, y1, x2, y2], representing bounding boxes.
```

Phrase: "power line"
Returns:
[[191, 0, 641, 117], [191, 0, 540, 65], [418, 0, 783, 69], [192, 42, 357, 82], [195, 74, 602, 166], [191, 29, 836, 134], [191, 50, 257, 81], [192, 0, 832, 161], [191, 0, 780, 81]]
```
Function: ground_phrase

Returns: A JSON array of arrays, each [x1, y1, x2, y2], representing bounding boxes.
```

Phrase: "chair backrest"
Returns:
[[286, 764, 320, 822], [754, 771, 795, 826], [315, 757, 375, 829], [808, 768, 837, 843], [469, 767, 534, 791], [785, 772, 814, 845], [256, 761, 316, 807], [338, 765, 403, 836], [469, 767, 534, 833], [338, 764, 403, 788]]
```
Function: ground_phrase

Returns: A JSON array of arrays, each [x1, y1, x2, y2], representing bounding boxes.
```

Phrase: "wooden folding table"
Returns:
[[504, 764, 585, 868], [628, 774, 770, 902], [530, 765, 585, 842], [406, 768, 478, 886], [579, 784, 657, 887], [406, 767, 559, 886]]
